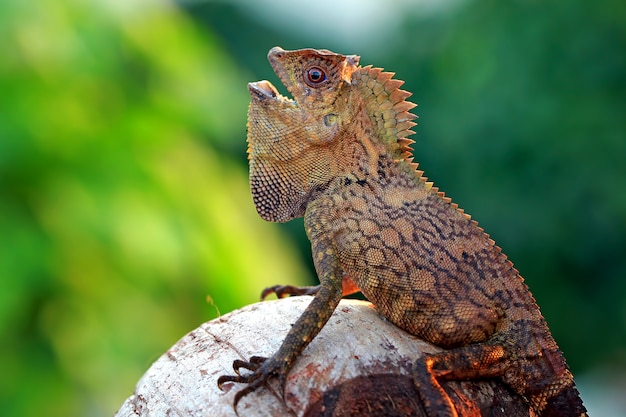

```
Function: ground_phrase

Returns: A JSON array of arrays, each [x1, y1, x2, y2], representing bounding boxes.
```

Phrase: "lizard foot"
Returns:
[[261, 284, 320, 300], [217, 355, 288, 411]]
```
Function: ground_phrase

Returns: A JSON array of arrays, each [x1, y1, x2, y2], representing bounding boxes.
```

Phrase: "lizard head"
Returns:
[[247, 47, 360, 222], [247, 47, 417, 222]]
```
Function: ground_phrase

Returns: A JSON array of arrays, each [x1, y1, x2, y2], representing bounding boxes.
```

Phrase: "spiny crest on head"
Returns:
[[351, 66, 473, 222], [352, 66, 418, 171]]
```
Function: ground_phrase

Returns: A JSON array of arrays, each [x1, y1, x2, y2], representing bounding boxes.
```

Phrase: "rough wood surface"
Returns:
[[115, 297, 530, 416]]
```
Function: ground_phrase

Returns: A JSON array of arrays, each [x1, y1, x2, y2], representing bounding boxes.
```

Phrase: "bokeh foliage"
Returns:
[[1, 0, 625, 416], [0, 1, 310, 416]]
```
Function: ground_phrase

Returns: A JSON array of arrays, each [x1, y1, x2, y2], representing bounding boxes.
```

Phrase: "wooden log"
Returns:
[[115, 297, 529, 416]]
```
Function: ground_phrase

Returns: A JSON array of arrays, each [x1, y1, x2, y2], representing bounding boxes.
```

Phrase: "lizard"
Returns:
[[217, 46, 587, 417]]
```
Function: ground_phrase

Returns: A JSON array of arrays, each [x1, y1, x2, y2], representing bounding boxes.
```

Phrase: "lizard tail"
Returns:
[[528, 379, 588, 417]]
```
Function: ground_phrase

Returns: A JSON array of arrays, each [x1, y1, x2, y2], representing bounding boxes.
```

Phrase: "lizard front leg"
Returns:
[[217, 240, 344, 411], [260, 284, 320, 300], [261, 272, 361, 300]]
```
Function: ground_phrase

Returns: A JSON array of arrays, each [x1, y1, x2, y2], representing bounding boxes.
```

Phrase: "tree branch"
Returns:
[[115, 297, 530, 416]]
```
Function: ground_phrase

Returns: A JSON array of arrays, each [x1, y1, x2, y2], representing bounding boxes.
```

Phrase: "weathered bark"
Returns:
[[115, 297, 530, 416]]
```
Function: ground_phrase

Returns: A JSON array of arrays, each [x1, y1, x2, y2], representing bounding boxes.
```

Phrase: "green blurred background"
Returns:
[[1, 0, 624, 415]]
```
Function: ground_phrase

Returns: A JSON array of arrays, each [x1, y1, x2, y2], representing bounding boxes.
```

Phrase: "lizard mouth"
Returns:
[[248, 81, 295, 105]]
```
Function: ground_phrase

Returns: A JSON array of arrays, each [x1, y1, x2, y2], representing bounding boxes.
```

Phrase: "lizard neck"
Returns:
[[351, 146, 428, 196], [339, 114, 423, 189]]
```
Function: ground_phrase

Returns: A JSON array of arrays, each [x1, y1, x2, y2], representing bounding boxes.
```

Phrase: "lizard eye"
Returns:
[[305, 66, 327, 86]]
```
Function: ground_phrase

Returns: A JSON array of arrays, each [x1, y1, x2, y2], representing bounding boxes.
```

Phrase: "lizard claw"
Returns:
[[261, 284, 320, 300], [232, 356, 266, 374], [218, 356, 267, 386], [218, 356, 288, 411]]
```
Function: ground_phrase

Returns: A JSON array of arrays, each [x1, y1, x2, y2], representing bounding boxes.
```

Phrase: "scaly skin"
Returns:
[[217, 47, 587, 416]]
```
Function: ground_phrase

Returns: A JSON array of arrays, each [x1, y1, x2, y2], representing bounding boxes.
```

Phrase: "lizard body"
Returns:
[[218, 47, 587, 416]]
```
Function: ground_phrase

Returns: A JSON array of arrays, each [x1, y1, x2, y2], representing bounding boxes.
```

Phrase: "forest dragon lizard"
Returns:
[[217, 47, 587, 416]]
